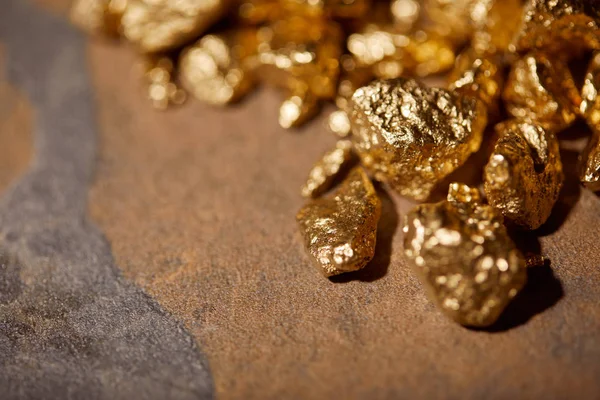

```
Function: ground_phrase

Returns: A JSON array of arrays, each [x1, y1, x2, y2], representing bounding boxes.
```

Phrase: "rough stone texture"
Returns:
[[0, 1, 213, 399], [87, 33, 600, 400], [0, 46, 33, 194]]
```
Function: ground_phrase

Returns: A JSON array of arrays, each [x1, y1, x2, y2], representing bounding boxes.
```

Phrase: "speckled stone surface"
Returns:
[[0, 1, 213, 399], [2, 1, 600, 399]]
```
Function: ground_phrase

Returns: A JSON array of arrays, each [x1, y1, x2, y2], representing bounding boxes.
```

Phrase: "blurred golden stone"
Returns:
[[515, 0, 600, 56], [484, 120, 564, 229], [503, 53, 581, 133], [580, 52, 600, 191], [469, 0, 524, 55], [301, 140, 354, 198], [297, 167, 381, 277], [121, 0, 229, 53], [448, 50, 503, 117], [255, 16, 343, 127], [144, 56, 186, 109], [403, 183, 527, 327], [179, 32, 257, 106], [347, 28, 455, 79], [348, 78, 487, 201], [70, 0, 125, 36]]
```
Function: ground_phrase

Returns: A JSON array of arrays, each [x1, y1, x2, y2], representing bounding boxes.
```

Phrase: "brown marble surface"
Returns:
[[1, 1, 600, 399]]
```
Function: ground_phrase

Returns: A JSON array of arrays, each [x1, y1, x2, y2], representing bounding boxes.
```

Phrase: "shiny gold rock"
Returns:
[[503, 53, 581, 133], [255, 17, 343, 127], [121, 0, 229, 53], [469, 0, 524, 55], [301, 140, 355, 198], [347, 28, 455, 79], [580, 52, 600, 191], [349, 78, 487, 201], [484, 119, 563, 229], [515, 0, 600, 55], [448, 49, 503, 117], [297, 167, 381, 277], [179, 32, 257, 106], [403, 183, 527, 327]]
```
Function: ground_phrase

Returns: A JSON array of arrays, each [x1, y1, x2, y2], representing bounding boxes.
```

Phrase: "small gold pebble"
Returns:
[[121, 0, 229, 53], [349, 78, 487, 201], [297, 167, 381, 277], [301, 140, 354, 198], [484, 119, 564, 229], [579, 52, 600, 191], [503, 53, 581, 133], [403, 183, 527, 327], [179, 32, 256, 106]]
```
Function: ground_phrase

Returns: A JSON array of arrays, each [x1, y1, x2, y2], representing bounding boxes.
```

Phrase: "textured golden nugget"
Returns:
[[179, 32, 257, 106], [503, 53, 581, 133], [484, 120, 563, 229], [580, 52, 600, 191], [403, 183, 527, 327], [296, 167, 381, 277], [121, 0, 229, 53], [301, 141, 354, 198], [515, 0, 600, 55], [349, 79, 487, 201]]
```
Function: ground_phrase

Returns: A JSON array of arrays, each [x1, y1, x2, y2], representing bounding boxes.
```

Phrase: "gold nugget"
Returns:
[[403, 183, 527, 327], [255, 17, 343, 127], [484, 120, 563, 229], [301, 140, 355, 198], [121, 0, 229, 53], [179, 32, 257, 106], [70, 0, 125, 36], [580, 52, 600, 191], [297, 167, 381, 277], [503, 53, 581, 133], [515, 0, 600, 56], [349, 78, 487, 201], [144, 56, 187, 109]]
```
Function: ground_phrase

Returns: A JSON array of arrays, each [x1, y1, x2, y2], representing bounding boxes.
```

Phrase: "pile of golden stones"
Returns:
[[72, 0, 600, 327]]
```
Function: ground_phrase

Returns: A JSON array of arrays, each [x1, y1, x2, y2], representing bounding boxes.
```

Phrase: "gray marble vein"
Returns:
[[0, 1, 214, 398]]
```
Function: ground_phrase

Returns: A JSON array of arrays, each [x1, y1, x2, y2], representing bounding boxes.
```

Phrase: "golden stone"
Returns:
[[297, 167, 381, 277], [179, 32, 257, 106], [515, 0, 600, 55], [255, 17, 343, 127], [70, 0, 125, 36], [348, 78, 487, 201], [144, 56, 187, 109], [448, 50, 503, 117], [403, 183, 527, 327], [580, 52, 600, 191], [503, 53, 581, 133], [301, 140, 355, 198], [121, 0, 229, 53], [347, 28, 456, 79], [469, 0, 524, 55], [484, 119, 564, 229]]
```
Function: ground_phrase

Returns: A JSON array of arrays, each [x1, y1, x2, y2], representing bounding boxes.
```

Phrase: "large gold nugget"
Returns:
[[179, 32, 257, 106], [515, 0, 600, 55], [349, 79, 487, 201], [121, 0, 229, 53], [301, 141, 355, 198], [484, 120, 564, 229], [403, 183, 527, 327], [296, 167, 381, 277], [503, 53, 581, 133], [580, 52, 600, 191]]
